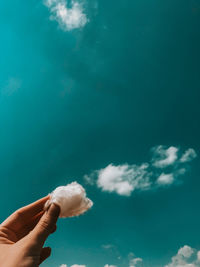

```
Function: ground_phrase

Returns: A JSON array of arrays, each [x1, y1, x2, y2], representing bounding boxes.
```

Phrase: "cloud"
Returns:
[[180, 148, 197, 163], [97, 163, 151, 196], [152, 146, 179, 168], [156, 173, 174, 186], [44, 0, 88, 31], [60, 245, 200, 267], [102, 244, 115, 250], [165, 245, 200, 267], [129, 252, 143, 267], [85, 145, 197, 196], [83, 174, 95, 185]]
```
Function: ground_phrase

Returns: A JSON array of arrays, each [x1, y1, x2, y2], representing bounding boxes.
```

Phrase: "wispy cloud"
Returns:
[[152, 146, 179, 168], [129, 252, 143, 267], [84, 145, 197, 196], [165, 245, 200, 267], [44, 0, 88, 31], [102, 244, 115, 250], [180, 148, 197, 163]]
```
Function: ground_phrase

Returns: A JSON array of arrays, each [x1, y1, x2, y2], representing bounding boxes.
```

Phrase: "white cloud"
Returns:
[[180, 148, 197, 163], [165, 245, 200, 267], [104, 265, 117, 267], [45, 0, 88, 31], [152, 146, 179, 168], [157, 173, 174, 186], [97, 163, 151, 196]]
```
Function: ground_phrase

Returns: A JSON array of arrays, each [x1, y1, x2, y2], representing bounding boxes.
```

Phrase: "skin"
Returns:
[[0, 196, 60, 267]]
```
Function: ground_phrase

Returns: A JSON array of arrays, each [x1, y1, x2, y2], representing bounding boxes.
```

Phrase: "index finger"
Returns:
[[1, 196, 50, 229]]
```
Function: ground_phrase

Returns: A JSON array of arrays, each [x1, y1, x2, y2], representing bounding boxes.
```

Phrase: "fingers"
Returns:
[[29, 203, 60, 248], [1, 196, 49, 230], [39, 247, 51, 264], [17, 196, 50, 220], [19, 211, 45, 239]]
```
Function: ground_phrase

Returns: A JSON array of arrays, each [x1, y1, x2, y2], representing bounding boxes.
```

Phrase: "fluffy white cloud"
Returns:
[[45, 0, 88, 31], [165, 245, 200, 267], [97, 163, 151, 196], [180, 148, 197, 163], [152, 146, 179, 168], [157, 173, 174, 186]]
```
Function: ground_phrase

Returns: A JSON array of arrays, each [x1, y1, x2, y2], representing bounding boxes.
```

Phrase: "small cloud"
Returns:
[[102, 244, 115, 250], [152, 146, 179, 168], [44, 0, 88, 31], [180, 148, 197, 163], [156, 173, 174, 186], [129, 252, 143, 267], [1, 77, 21, 96], [104, 265, 117, 267], [83, 174, 95, 185]]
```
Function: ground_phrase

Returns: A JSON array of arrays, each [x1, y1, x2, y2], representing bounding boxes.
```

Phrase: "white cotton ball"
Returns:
[[45, 182, 93, 218]]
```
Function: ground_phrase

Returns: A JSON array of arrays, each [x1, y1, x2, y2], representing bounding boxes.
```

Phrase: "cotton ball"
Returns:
[[45, 182, 93, 218]]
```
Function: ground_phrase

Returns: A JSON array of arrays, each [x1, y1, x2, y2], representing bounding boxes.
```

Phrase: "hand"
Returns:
[[0, 196, 60, 267]]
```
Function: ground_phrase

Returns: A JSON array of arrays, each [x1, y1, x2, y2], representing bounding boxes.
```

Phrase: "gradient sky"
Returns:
[[0, 0, 200, 266]]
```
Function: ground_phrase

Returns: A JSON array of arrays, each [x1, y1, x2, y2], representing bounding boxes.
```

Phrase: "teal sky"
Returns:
[[0, 0, 200, 266]]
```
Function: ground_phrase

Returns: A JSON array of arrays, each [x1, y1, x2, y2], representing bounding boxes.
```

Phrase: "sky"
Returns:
[[0, 0, 200, 266]]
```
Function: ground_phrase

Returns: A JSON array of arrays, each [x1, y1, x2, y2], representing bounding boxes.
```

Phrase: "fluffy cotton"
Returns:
[[45, 182, 93, 218]]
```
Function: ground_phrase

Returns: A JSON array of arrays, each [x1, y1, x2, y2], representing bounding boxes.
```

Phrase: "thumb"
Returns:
[[30, 203, 60, 247]]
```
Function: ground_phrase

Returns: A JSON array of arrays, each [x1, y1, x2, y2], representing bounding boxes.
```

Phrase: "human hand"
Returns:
[[0, 196, 60, 267]]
